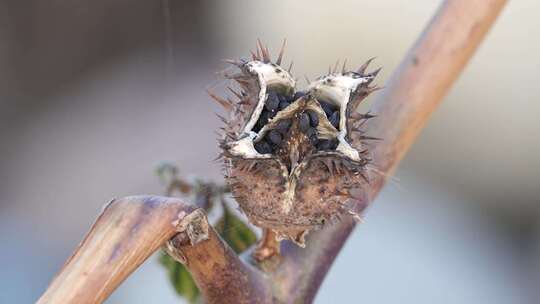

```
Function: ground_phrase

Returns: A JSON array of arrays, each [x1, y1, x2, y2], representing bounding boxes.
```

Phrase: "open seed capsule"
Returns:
[[216, 44, 379, 246]]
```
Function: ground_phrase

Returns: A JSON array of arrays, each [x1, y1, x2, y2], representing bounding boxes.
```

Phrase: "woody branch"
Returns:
[[37, 196, 270, 304]]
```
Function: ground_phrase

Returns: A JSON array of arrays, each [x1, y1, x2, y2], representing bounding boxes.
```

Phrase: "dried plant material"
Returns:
[[214, 41, 379, 247]]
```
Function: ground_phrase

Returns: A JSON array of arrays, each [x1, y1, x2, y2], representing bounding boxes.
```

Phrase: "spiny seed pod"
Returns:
[[213, 41, 380, 247]]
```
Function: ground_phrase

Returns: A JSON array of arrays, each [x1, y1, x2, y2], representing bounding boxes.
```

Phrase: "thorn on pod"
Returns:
[[257, 39, 271, 62], [333, 59, 340, 73], [223, 58, 243, 67], [341, 59, 348, 73], [357, 57, 376, 75], [250, 50, 258, 61], [366, 67, 382, 83], [208, 90, 233, 111], [227, 86, 243, 99], [276, 39, 287, 65]]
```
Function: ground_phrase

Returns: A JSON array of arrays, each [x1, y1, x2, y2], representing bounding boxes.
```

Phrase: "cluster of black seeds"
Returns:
[[315, 100, 340, 151], [298, 109, 338, 151], [253, 90, 303, 154], [252, 90, 304, 133], [318, 100, 340, 129], [253, 91, 340, 154], [298, 110, 319, 146], [254, 118, 292, 154]]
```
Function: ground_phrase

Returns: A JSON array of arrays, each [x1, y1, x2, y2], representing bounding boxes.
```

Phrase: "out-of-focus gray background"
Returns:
[[1, 1, 538, 303]]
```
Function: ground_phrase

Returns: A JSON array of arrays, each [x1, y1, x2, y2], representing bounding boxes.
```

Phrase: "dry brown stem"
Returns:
[[253, 228, 281, 262], [37, 196, 268, 304], [165, 210, 271, 303]]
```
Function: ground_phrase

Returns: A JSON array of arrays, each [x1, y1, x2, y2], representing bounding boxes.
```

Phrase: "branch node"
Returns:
[[175, 208, 210, 245], [165, 208, 210, 265]]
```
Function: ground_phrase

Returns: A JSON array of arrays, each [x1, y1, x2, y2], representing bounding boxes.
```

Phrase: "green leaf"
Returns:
[[159, 253, 199, 303], [215, 203, 257, 253]]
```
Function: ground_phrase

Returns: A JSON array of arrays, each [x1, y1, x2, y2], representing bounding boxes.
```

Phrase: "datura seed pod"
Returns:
[[213, 41, 380, 247]]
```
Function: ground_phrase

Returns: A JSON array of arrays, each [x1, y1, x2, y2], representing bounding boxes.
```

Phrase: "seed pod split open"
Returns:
[[214, 43, 380, 246]]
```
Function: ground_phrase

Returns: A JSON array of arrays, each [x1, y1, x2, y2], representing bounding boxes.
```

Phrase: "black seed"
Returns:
[[317, 139, 338, 151], [253, 110, 272, 133], [254, 121, 264, 132], [298, 113, 310, 132], [306, 127, 317, 138], [307, 127, 319, 145], [265, 91, 280, 111], [307, 110, 319, 127], [317, 140, 332, 150], [292, 91, 306, 101], [276, 119, 292, 131], [329, 111, 340, 128], [267, 130, 282, 145], [260, 110, 272, 122], [319, 101, 335, 117], [278, 100, 290, 110], [255, 140, 273, 154], [253, 113, 266, 132]]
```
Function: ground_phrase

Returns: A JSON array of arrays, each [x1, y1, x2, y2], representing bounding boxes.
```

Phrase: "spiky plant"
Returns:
[[211, 41, 381, 260]]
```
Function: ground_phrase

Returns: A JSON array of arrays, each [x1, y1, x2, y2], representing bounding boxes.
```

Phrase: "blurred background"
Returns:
[[0, 0, 538, 303]]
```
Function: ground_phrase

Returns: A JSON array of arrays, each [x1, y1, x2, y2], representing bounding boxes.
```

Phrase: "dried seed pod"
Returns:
[[216, 43, 379, 247], [307, 65, 382, 160]]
